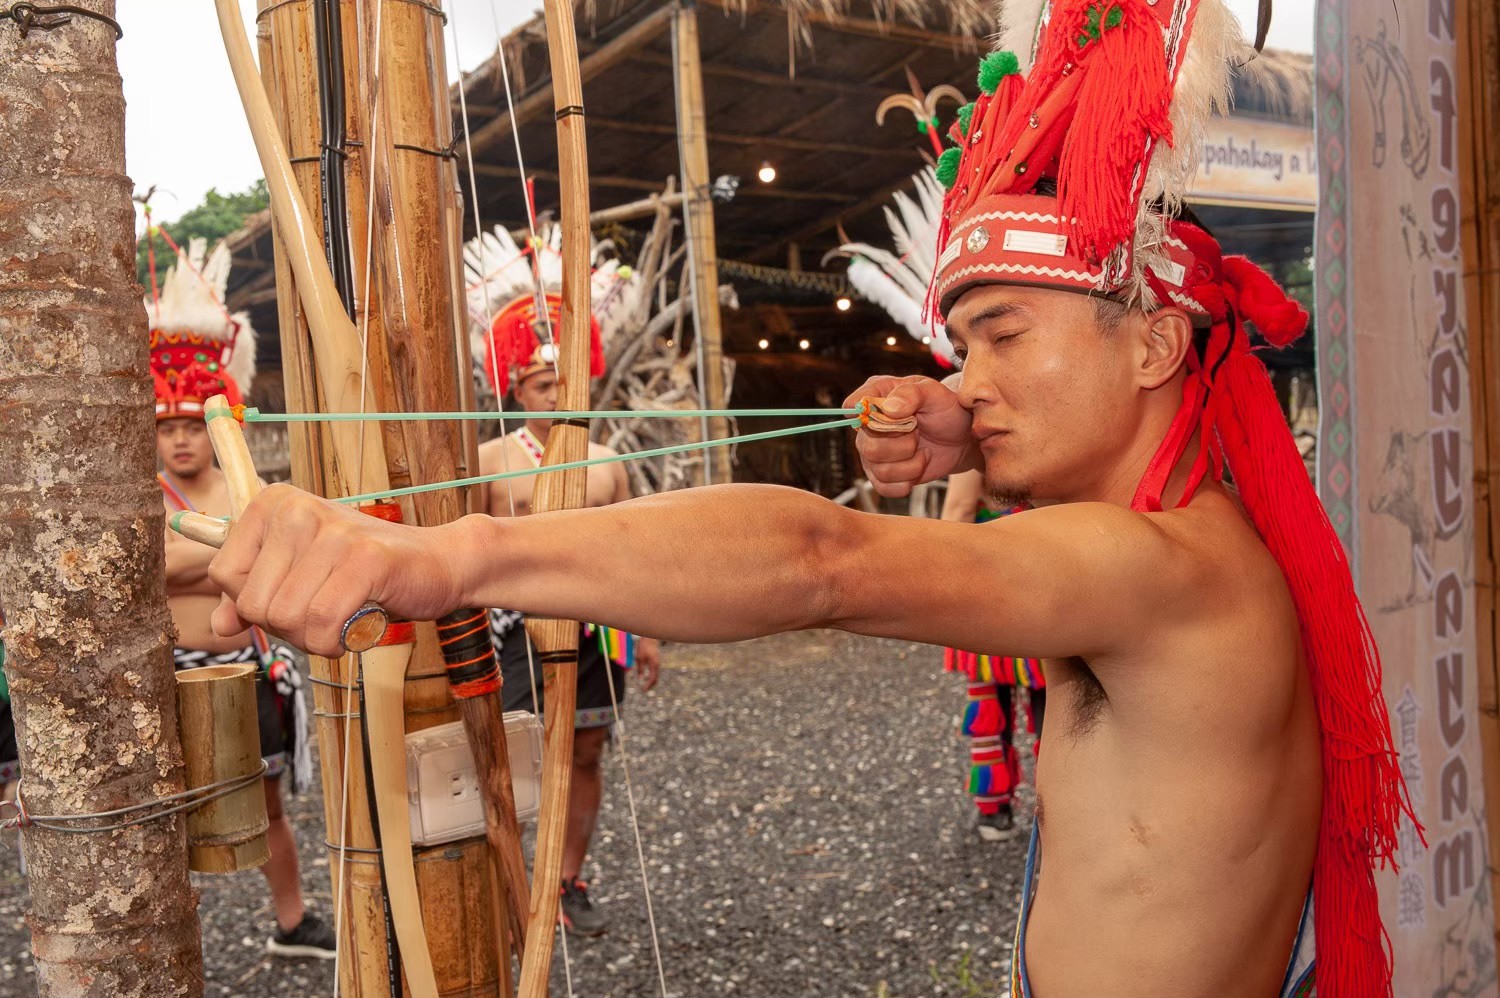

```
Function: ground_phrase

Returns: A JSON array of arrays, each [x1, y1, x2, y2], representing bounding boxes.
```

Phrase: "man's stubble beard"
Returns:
[[985, 479, 1034, 508]]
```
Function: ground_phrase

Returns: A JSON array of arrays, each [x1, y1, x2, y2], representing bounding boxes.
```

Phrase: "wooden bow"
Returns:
[[515, 1, 593, 993], [213, 4, 437, 995]]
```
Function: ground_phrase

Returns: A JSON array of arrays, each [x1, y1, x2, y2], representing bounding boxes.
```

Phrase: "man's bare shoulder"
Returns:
[[587, 440, 618, 460], [477, 434, 518, 470], [1149, 487, 1288, 600]]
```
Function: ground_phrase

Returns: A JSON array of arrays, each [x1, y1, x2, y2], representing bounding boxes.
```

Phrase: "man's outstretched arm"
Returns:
[[209, 482, 1198, 661]]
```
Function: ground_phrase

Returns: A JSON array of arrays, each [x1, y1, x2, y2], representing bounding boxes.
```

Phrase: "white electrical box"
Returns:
[[406, 711, 543, 847]]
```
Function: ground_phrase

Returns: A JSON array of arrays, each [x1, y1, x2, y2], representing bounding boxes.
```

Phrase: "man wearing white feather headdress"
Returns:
[[151, 239, 335, 960], [205, 1, 1409, 994], [463, 226, 661, 937]]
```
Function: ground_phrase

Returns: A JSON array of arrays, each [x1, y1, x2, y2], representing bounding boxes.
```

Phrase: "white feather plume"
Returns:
[[839, 168, 956, 364], [462, 223, 643, 372], [1125, 0, 1245, 306], [995, 0, 1048, 69]]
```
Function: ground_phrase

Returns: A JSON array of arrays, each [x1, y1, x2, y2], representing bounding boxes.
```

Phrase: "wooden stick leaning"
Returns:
[[517, 1, 594, 993]]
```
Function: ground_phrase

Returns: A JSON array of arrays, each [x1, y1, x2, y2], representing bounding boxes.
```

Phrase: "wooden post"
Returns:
[[255, 5, 391, 992], [1458, 0, 1500, 949], [0, 1, 204, 992], [672, 0, 733, 485]]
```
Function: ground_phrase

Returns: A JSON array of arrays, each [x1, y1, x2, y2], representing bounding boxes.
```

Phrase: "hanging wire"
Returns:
[[331, 0, 392, 989], [596, 630, 670, 997]]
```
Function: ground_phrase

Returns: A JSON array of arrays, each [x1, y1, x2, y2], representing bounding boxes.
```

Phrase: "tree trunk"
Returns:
[[0, 3, 204, 995]]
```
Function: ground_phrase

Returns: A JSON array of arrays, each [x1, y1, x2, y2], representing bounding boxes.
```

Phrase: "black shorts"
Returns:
[[173, 646, 293, 778], [492, 610, 626, 729]]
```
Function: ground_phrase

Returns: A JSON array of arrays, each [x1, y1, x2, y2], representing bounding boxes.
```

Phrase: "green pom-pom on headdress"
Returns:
[[935, 147, 963, 189], [977, 51, 1021, 95], [954, 103, 976, 140]]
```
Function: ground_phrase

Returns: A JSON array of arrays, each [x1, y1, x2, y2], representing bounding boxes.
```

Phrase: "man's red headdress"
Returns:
[[463, 225, 632, 398], [482, 291, 605, 398], [932, 4, 1416, 995], [147, 239, 255, 420]]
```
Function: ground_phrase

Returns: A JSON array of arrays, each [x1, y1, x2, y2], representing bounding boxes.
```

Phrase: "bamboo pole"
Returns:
[[1457, 0, 1500, 949], [260, 1, 521, 991], [516, 1, 595, 991], [671, 1, 733, 485], [176, 664, 271, 873], [255, 6, 392, 993], [364, 0, 529, 971]]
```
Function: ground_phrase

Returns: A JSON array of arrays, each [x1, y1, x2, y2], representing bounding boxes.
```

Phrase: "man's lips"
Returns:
[[974, 426, 1010, 446]]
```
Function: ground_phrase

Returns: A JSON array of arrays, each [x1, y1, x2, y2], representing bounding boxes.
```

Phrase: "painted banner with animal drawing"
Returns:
[[1317, 0, 1497, 993]]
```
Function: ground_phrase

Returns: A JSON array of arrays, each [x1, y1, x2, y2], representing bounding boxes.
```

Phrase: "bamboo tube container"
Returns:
[[175, 663, 270, 873]]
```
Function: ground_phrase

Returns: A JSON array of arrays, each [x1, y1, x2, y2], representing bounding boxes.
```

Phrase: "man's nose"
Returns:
[[956, 366, 996, 410]]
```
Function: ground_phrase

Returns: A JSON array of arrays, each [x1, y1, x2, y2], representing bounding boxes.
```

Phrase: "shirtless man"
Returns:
[[158, 415, 335, 959], [202, 10, 1409, 995], [477, 308, 661, 937]]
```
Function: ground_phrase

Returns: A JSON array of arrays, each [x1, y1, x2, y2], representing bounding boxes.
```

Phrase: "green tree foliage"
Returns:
[[136, 179, 269, 289]]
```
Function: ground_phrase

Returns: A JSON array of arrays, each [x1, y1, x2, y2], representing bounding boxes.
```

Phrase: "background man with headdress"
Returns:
[[150, 239, 334, 959], [207, 2, 1413, 995], [467, 229, 661, 937]]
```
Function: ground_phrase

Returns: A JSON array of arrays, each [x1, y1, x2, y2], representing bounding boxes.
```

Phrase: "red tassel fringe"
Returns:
[[1216, 350, 1419, 998], [1053, 0, 1173, 263], [963, 684, 1004, 738]]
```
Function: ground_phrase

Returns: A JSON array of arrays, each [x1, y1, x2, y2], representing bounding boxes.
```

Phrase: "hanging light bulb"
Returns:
[[835, 297, 852, 312], [885, 335, 898, 347], [757, 162, 778, 184], [758, 338, 770, 350], [798, 339, 811, 350]]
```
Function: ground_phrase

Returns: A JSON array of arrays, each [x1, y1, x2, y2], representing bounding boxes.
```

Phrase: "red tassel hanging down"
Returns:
[[1188, 254, 1417, 998], [1216, 350, 1416, 998]]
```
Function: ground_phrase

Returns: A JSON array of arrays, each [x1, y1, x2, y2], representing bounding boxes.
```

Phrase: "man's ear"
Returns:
[[1137, 307, 1195, 390]]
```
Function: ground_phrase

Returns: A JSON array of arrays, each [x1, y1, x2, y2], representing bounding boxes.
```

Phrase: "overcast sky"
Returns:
[[120, 0, 1311, 234]]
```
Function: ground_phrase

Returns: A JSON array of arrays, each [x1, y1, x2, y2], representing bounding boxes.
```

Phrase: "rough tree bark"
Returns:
[[0, 2, 203, 995]]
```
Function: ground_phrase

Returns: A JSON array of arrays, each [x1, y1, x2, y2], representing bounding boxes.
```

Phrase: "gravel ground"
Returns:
[[0, 631, 1034, 998]]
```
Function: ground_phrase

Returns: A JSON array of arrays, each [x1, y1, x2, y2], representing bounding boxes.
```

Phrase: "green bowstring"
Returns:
[[240, 406, 861, 424], [176, 416, 862, 526], [334, 417, 862, 506]]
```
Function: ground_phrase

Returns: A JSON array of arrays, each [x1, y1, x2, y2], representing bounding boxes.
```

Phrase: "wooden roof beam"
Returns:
[[696, 0, 982, 51], [459, 3, 675, 158], [469, 163, 856, 204], [743, 173, 917, 262], [587, 115, 913, 160], [625, 49, 893, 100]]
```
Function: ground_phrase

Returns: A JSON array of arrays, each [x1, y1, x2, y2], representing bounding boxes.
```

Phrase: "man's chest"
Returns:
[[160, 478, 230, 518]]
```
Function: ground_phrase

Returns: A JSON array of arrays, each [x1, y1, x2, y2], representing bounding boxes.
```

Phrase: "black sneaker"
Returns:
[[267, 912, 338, 960], [560, 878, 608, 937], [976, 807, 1017, 842]]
